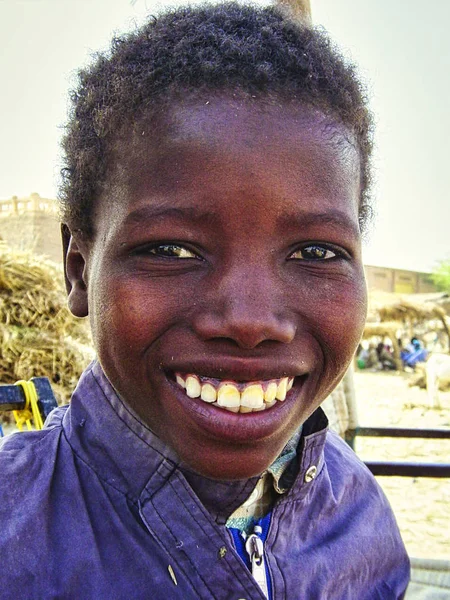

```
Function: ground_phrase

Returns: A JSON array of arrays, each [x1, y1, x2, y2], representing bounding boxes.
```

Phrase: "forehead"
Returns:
[[98, 96, 361, 232]]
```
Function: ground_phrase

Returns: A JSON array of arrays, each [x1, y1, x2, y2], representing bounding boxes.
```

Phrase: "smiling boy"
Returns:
[[1, 4, 409, 598]]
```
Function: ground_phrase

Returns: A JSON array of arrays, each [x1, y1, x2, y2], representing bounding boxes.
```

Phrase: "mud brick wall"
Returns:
[[0, 212, 62, 263]]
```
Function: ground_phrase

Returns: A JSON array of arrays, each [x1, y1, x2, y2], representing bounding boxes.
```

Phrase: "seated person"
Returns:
[[402, 337, 428, 368]]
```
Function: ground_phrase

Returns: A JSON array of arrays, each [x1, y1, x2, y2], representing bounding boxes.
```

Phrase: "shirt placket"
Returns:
[[139, 469, 268, 600]]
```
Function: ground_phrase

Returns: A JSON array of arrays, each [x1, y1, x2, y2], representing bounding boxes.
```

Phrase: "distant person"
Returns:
[[401, 337, 428, 369], [377, 342, 397, 370]]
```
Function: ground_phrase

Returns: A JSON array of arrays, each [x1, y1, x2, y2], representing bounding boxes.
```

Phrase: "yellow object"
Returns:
[[13, 380, 44, 431], [167, 565, 178, 586]]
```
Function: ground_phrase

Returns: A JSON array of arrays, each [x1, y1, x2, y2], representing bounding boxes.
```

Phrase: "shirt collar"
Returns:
[[268, 426, 303, 493]]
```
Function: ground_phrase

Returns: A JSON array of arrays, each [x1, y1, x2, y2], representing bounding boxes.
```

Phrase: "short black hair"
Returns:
[[60, 1, 373, 236]]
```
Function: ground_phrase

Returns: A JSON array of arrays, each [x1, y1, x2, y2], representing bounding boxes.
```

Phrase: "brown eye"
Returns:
[[149, 244, 198, 259], [290, 245, 337, 260]]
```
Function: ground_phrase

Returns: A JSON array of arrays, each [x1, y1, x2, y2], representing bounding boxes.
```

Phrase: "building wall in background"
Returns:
[[365, 265, 436, 294], [0, 194, 61, 263]]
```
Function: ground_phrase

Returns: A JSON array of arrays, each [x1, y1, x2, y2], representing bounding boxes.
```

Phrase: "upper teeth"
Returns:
[[175, 373, 294, 413]]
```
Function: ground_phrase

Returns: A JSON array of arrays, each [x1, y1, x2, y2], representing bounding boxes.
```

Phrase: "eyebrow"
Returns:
[[123, 204, 360, 238], [278, 209, 360, 238], [124, 205, 217, 227]]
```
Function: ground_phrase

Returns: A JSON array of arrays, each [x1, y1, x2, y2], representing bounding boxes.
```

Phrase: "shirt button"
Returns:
[[304, 465, 317, 483]]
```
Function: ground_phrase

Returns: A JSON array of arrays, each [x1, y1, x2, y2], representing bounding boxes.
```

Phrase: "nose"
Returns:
[[192, 269, 297, 349]]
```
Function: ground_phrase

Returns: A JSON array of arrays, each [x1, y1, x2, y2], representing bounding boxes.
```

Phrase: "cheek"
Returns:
[[298, 272, 367, 365], [89, 275, 192, 351]]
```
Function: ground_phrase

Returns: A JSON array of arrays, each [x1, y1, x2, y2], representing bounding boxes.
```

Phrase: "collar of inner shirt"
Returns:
[[226, 426, 303, 534]]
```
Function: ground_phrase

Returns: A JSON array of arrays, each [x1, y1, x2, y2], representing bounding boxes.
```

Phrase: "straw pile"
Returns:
[[0, 244, 94, 404], [368, 291, 448, 325], [367, 291, 450, 352]]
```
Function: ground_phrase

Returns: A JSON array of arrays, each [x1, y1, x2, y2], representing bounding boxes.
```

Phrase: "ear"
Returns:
[[62, 224, 89, 318]]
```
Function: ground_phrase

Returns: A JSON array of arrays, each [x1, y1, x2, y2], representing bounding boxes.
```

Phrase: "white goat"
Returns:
[[426, 353, 450, 409]]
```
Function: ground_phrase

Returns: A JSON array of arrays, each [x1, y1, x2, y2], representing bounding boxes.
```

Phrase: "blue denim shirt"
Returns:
[[0, 361, 410, 599]]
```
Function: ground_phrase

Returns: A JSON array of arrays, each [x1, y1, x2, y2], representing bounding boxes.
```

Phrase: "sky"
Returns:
[[1, 0, 449, 273]]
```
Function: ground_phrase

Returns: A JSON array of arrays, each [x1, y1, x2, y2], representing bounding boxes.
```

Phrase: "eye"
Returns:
[[289, 244, 338, 261], [145, 244, 199, 259]]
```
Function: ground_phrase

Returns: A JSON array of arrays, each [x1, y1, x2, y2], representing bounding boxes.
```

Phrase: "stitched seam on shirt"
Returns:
[[90, 367, 171, 461], [267, 501, 289, 600], [180, 473, 256, 514], [144, 502, 206, 597], [62, 369, 177, 499], [170, 473, 264, 599], [222, 479, 258, 513], [148, 494, 220, 600], [62, 428, 140, 504], [169, 480, 235, 599], [0, 425, 57, 455], [173, 475, 265, 597]]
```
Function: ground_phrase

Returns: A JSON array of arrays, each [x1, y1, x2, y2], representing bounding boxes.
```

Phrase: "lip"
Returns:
[[162, 366, 309, 444]]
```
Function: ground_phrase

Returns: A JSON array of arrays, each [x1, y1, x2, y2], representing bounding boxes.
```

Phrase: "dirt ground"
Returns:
[[353, 369, 450, 561]]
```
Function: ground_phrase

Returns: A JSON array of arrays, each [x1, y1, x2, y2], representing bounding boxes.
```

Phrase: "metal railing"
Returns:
[[346, 426, 450, 478]]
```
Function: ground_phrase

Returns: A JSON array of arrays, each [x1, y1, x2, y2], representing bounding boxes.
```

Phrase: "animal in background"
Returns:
[[426, 353, 450, 409]]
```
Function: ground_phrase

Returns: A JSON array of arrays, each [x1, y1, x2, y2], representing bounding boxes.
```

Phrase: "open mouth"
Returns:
[[173, 372, 296, 413]]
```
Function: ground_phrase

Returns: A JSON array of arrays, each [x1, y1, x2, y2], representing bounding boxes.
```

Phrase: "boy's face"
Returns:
[[67, 97, 367, 480]]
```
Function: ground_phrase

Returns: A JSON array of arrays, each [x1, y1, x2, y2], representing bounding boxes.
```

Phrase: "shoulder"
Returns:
[[287, 429, 410, 597], [324, 427, 364, 465], [319, 429, 407, 548], [324, 428, 382, 493], [323, 430, 410, 587], [322, 428, 401, 526], [0, 405, 67, 460], [0, 406, 68, 513], [0, 406, 76, 565]]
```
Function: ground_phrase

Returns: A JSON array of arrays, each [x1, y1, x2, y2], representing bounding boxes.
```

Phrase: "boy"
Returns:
[[0, 3, 410, 598]]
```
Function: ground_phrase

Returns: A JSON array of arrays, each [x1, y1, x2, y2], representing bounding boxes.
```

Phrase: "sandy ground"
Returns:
[[353, 370, 450, 561]]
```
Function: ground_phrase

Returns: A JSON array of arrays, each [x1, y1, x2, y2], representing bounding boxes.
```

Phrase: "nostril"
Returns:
[[192, 311, 296, 348], [230, 322, 296, 349]]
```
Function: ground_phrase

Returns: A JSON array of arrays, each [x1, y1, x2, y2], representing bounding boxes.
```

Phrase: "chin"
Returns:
[[178, 439, 288, 481]]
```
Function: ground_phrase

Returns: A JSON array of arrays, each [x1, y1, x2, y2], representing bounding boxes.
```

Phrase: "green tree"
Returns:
[[431, 260, 450, 292]]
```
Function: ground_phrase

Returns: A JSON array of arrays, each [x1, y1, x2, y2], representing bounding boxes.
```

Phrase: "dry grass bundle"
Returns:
[[377, 300, 446, 324], [363, 321, 401, 339], [0, 245, 94, 405], [367, 291, 450, 352], [368, 291, 448, 323]]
